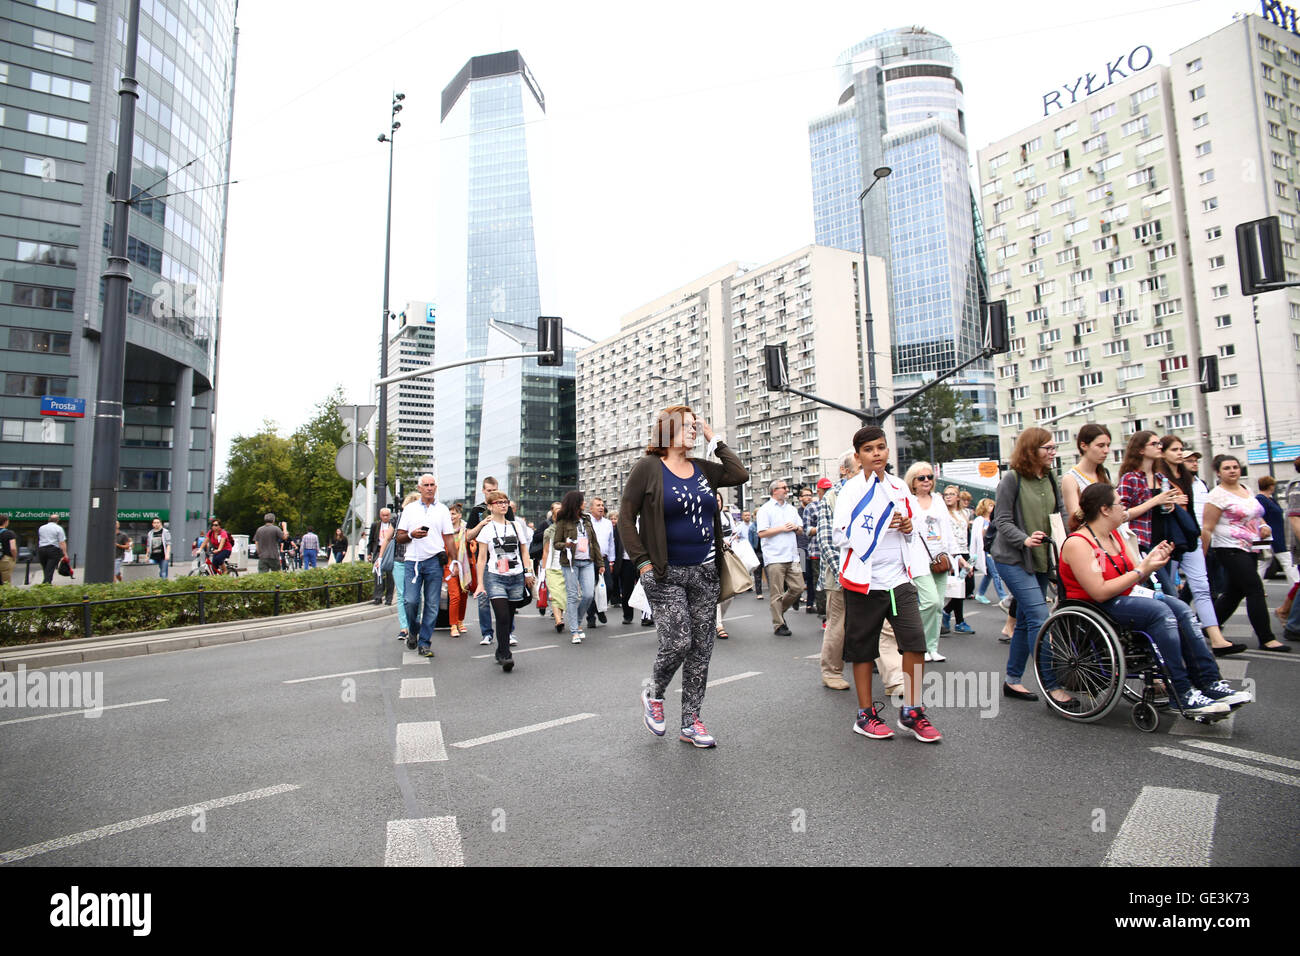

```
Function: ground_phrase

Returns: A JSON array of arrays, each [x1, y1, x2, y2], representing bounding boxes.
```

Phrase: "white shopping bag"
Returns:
[[731, 537, 760, 572], [595, 577, 608, 613], [628, 580, 651, 614]]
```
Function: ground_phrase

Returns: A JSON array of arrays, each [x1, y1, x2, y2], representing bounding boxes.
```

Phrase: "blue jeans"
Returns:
[[998, 559, 1054, 687], [977, 559, 1006, 600], [477, 590, 494, 638], [405, 554, 444, 648], [393, 560, 408, 630], [563, 560, 596, 634], [1099, 592, 1221, 700], [153, 558, 169, 579], [303, 549, 317, 569]]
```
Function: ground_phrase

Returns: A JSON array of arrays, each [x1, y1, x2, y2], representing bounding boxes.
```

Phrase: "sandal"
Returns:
[[716, 626, 729, 640]]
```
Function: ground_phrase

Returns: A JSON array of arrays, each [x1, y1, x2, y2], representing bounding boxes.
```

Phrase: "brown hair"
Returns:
[[1009, 427, 1053, 478], [1259, 475, 1277, 493], [1119, 430, 1158, 477], [1156, 433, 1193, 501], [1069, 482, 1118, 533], [449, 502, 463, 515], [646, 405, 695, 458], [975, 498, 995, 518], [1075, 423, 1112, 484], [485, 490, 509, 505]]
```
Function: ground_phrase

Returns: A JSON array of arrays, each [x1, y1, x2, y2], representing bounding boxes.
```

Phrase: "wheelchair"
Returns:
[[1030, 599, 1236, 733]]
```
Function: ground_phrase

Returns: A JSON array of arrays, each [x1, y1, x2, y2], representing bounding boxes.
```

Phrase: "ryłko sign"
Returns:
[[1042, 45, 1154, 116]]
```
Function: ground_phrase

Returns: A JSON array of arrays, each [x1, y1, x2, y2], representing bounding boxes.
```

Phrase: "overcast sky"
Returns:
[[215, 0, 1243, 477]]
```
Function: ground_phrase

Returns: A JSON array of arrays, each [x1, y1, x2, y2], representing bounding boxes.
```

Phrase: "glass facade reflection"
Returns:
[[435, 51, 575, 521], [809, 27, 996, 460], [0, 0, 238, 558]]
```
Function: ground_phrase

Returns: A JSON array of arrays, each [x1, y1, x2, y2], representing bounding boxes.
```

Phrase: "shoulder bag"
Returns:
[[718, 541, 754, 601]]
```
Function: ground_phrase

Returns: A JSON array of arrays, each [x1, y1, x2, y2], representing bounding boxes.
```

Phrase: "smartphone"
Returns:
[[420, 526, 429, 532]]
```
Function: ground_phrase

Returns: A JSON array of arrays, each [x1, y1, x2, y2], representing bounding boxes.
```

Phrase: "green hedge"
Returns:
[[0, 563, 374, 646]]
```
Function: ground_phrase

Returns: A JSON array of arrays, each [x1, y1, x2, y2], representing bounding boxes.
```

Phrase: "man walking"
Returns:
[[114, 521, 131, 582], [145, 518, 171, 579], [253, 514, 285, 574], [756, 478, 805, 635], [397, 473, 456, 657], [803, 485, 825, 614], [37, 513, 67, 584], [0, 515, 17, 585], [371, 507, 395, 605], [588, 497, 616, 626], [300, 527, 320, 569]]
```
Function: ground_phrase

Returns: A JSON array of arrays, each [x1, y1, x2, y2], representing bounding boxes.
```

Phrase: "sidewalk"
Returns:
[[0, 599, 395, 672]]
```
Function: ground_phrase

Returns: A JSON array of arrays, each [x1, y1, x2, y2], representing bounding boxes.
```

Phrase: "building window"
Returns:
[[1215, 314, 1231, 328], [1221, 374, 1239, 388], [1202, 197, 1219, 212], [1187, 58, 1202, 73], [1, 419, 69, 443], [3, 374, 70, 397], [1190, 85, 1206, 101], [1209, 255, 1225, 269], [1206, 226, 1222, 240], [1218, 344, 1236, 359], [1225, 404, 1242, 417], [1211, 285, 1229, 299], [0, 468, 63, 489], [1194, 141, 1212, 157], [1193, 113, 1209, 128], [1278, 181, 1291, 199], [1079, 371, 1104, 389], [1198, 169, 1216, 185]]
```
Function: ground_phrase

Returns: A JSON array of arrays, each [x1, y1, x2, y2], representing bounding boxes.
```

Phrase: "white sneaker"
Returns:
[[571, 633, 582, 644], [929, 651, 947, 662], [578, 631, 586, 642], [509, 633, 518, 646], [479, 635, 492, 646], [1182, 689, 1230, 716], [1204, 680, 1252, 707]]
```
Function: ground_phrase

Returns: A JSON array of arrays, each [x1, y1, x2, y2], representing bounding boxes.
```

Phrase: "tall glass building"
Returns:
[[435, 50, 575, 520], [809, 27, 996, 461], [1, 0, 239, 561]]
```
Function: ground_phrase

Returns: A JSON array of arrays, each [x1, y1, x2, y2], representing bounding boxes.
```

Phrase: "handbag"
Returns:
[[510, 580, 533, 611], [379, 536, 396, 574], [918, 533, 952, 575], [594, 577, 609, 613], [57, 556, 73, 577], [537, 581, 548, 611], [718, 543, 755, 601]]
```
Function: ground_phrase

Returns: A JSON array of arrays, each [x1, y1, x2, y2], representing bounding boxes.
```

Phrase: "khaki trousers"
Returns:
[[820, 588, 903, 689], [765, 561, 805, 627]]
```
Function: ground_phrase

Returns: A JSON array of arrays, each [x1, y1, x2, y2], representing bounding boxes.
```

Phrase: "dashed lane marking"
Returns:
[[394, 721, 447, 763], [1150, 746, 1300, 788], [1181, 740, 1300, 771], [469, 644, 558, 659], [399, 677, 435, 699], [384, 816, 464, 866], [1100, 785, 1217, 867], [282, 667, 398, 684], [674, 671, 762, 693], [0, 698, 168, 727], [450, 713, 598, 749], [0, 783, 301, 865]]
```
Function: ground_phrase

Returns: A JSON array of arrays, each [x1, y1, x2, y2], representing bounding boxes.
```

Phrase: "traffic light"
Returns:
[[1198, 354, 1220, 393], [1235, 216, 1286, 295], [537, 315, 563, 366], [763, 344, 789, 391], [987, 300, 1010, 354]]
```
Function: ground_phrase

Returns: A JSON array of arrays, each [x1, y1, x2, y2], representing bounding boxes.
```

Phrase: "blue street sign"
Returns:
[[1247, 440, 1300, 464], [40, 395, 85, 418]]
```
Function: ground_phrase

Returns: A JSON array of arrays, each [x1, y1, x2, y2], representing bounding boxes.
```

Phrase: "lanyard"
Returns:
[[1085, 526, 1130, 578]]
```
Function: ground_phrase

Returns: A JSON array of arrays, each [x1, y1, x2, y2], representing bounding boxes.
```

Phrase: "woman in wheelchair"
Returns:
[[1060, 484, 1251, 716]]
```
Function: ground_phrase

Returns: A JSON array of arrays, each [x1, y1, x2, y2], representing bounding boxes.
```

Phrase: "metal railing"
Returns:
[[1, 579, 370, 642]]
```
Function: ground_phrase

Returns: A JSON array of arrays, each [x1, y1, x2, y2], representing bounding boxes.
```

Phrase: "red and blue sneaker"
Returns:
[[678, 718, 716, 748], [853, 704, 894, 739], [642, 688, 666, 736], [898, 705, 942, 743]]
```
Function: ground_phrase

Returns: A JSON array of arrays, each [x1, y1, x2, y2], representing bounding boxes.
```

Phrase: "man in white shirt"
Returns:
[[37, 513, 68, 584], [588, 497, 616, 625], [756, 478, 805, 635], [831, 426, 942, 744], [396, 474, 456, 656]]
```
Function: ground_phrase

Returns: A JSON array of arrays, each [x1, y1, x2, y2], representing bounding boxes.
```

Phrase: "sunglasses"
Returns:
[[916, 475, 934, 481]]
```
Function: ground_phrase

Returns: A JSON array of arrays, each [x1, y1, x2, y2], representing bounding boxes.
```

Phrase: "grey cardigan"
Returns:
[[990, 469, 1064, 572], [618, 443, 748, 580]]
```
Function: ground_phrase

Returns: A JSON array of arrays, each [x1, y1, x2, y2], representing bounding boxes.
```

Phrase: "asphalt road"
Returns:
[[1, 581, 1297, 867]]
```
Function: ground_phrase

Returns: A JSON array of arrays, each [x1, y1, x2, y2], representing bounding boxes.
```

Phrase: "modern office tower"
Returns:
[[434, 50, 574, 518], [978, 12, 1300, 473], [810, 26, 996, 462], [1, 0, 238, 559], [385, 302, 438, 479], [577, 244, 894, 513]]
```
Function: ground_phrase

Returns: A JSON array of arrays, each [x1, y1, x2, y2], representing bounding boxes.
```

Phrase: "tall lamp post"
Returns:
[[857, 166, 892, 424], [376, 93, 404, 522]]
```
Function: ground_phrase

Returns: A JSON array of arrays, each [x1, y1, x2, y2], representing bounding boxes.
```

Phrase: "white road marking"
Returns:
[[1101, 785, 1218, 867], [384, 816, 464, 867], [394, 721, 447, 763], [469, 644, 558, 659], [721, 614, 752, 621], [804, 653, 820, 660], [0, 783, 300, 865], [1150, 746, 1300, 788], [1216, 659, 1249, 681], [1238, 650, 1300, 662], [1169, 713, 1234, 738], [673, 671, 762, 693], [606, 629, 656, 639], [399, 677, 436, 699], [451, 713, 597, 749], [1181, 740, 1300, 771], [401, 649, 424, 666], [282, 667, 398, 684], [0, 698, 168, 727]]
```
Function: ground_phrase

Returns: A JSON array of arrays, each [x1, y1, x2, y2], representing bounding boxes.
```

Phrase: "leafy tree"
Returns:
[[212, 422, 298, 535], [896, 381, 985, 469], [290, 386, 355, 539]]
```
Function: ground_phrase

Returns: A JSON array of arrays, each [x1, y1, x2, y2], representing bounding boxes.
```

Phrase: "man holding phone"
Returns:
[[396, 474, 457, 657]]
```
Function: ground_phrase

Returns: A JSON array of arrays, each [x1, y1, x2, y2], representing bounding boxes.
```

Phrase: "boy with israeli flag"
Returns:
[[832, 426, 942, 743]]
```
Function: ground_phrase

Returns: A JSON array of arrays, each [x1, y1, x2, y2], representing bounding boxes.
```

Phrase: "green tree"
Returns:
[[290, 386, 354, 538], [213, 422, 298, 536], [896, 381, 984, 469]]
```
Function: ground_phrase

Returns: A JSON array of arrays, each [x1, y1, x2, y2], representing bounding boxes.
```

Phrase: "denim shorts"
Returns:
[[484, 570, 526, 601]]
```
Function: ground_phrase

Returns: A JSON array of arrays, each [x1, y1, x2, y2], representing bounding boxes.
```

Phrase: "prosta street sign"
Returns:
[[40, 395, 85, 418]]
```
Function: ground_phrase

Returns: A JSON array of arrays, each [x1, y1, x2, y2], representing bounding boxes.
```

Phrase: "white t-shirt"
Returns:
[[590, 516, 615, 562], [482, 518, 529, 577], [397, 499, 454, 562], [756, 498, 801, 563], [914, 495, 955, 565]]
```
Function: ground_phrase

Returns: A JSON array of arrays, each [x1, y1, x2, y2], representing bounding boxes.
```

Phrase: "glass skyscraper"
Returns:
[[810, 26, 996, 460], [1, 0, 238, 560], [435, 50, 575, 520]]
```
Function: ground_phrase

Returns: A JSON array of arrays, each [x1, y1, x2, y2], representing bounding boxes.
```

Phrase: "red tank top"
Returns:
[[1060, 528, 1134, 601]]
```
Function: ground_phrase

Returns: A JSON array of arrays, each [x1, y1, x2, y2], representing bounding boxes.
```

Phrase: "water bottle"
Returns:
[[1151, 575, 1163, 598]]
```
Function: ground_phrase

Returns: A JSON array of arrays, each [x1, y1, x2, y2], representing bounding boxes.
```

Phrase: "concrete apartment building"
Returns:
[[385, 301, 437, 477], [978, 12, 1300, 474], [577, 244, 893, 514]]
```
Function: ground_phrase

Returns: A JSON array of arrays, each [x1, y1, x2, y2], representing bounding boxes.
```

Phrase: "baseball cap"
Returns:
[[817, 478, 833, 490], [1184, 450, 1201, 460]]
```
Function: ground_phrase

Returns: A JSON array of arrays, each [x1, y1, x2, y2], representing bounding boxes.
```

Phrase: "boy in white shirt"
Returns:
[[832, 426, 942, 743]]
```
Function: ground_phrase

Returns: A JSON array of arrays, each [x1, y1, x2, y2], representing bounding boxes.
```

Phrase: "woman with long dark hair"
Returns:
[[1116, 430, 1186, 592], [621, 405, 748, 748], [1156, 435, 1244, 656], [1062, 423, 1111, 520], [552, 490, 603, 644], [1202, 455, 1291, 651]]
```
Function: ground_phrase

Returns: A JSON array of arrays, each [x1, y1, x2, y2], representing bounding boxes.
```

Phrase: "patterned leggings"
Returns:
[[643, 562, 720, 728]]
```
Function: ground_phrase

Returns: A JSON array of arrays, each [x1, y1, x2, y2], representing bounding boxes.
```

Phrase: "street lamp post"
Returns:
[[857, 166, 892, 424], [376, 93, 404, 522]]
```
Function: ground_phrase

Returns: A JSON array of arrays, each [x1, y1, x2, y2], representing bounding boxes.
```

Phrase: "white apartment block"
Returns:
[[979, 12, 1300, 476], [577, 244, 893, 514], [386, 302, 438, 476]]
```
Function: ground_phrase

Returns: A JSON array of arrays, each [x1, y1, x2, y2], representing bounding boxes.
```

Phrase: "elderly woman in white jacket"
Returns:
[[903, 461, 954, 662]]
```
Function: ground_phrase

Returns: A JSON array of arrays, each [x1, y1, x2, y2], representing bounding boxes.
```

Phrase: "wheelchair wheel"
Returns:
[[1131, 701, 1160, 733], [1032, 604, 1126, 722]]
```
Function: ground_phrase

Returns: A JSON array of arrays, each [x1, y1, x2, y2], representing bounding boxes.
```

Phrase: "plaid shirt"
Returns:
[[1117, 470, 1154, 549], [816, 480, 843, 591], [802, 502, 820, 560]]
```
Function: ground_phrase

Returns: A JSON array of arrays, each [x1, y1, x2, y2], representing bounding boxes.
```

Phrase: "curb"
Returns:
[[0, 602, 396, 671]]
